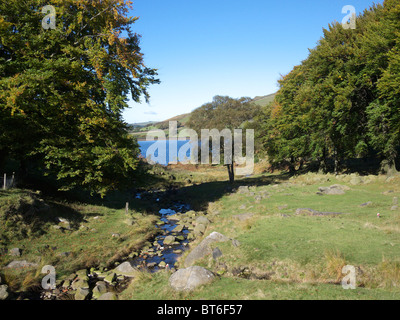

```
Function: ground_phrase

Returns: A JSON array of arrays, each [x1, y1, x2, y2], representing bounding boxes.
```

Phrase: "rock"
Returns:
[[391, 205, 398, 211], [233, 213, 254, 222], [173, 224, 184, 233], [0, 285, 9, 300], [147, 262, 157, 268], [111, 233, 121, 239], [98, 292, 118, 300], [169, 266, 215, 291], [104, 273, 116, 284], [359, 201, 373, 207], [232, 239, 241, 247], [350, 176, 363, 185], [75, 287, 90, 300], [318, 185, 347, 195], [212, 247, 223, 260], [393, 197, 399, 205], [158, 261, 167, 268], [9, 248, 21, 257], [92, 281, 107, 299], [184, 232, 230, 267], [164, 235, 176, 245], [196, 216, 210, 226], [193, 223, 206, 236], [114, 261, 138, 277], [71, 279, 89, 290], [295, 208, 320, 216], [4, 260, 38, 269], [295, 208, 350, 216], [237, 186, 250, 194]]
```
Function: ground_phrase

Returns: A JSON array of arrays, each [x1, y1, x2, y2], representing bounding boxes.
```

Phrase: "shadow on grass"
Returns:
[[168, 171, 293, 212]]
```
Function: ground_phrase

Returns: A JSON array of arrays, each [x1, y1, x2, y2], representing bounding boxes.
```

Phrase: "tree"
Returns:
[[0, 0, 159, 195], [187, 96, 259, 183]]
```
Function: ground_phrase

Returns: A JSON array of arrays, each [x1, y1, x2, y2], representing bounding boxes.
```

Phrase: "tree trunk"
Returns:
[[227, 163, 235, 184]]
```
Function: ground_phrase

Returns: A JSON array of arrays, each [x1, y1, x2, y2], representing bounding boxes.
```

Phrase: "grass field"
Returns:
[[120, 171, 400, 300]]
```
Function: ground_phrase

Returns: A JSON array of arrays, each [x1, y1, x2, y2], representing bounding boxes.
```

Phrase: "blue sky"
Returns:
[[123, 0, 383, 124]]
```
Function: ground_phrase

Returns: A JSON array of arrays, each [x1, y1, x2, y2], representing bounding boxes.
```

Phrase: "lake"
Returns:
[[138, 140, 195, 166]]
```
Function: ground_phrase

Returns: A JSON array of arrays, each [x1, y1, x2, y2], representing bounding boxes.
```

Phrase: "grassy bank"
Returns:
[[0, 189, 158, 293]]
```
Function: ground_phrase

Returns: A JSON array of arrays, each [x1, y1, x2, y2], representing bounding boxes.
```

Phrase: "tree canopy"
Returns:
[[187, 96, 259, 182], [0, 0, 159, 195], [258, 0, 400, 174]]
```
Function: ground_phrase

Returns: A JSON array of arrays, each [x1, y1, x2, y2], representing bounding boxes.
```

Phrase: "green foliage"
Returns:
[[0, 0, 159, 195], [258, 0, 400, 173]]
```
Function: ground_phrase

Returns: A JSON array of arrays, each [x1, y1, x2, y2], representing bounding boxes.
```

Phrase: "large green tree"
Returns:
[[0, 0, 159, 195]]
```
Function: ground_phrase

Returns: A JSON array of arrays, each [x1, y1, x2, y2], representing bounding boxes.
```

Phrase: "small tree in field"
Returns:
[[187, 96, 258, 183]]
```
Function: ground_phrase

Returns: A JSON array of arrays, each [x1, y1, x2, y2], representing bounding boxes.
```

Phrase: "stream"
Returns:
[[23, 200, 194, 300]]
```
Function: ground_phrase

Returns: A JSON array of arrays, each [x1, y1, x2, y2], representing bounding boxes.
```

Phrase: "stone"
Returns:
[[169, 266, 215, 291], [147, 262, 157, 268], [164, 235, 176, 245], [184, 232, 230, 267], [92, 281, 108, 299], [360, 201, 373, 207], [71, 279, 89, 290], [232, 239, 241, 247], [0, 285, 9, 300], [114, 261, 138, 277], [104, 273, 116, 284], [196, 216, 210, 226], [9, 248, 21, 257], [4, 260, 38, 269], [158, 261, 167, 268], [98, 292, 118, 300], [193, 223, 206, 236], [75, 287, 90, 300], [233, 213, 254, 222], [393, 197, 399, 205], [212, 247, 223, 260], [350, 176, 363, 185], [295, 208, 350, 216], [318, 185, 346, 195], [391, 205, 398, 211], [173, 224, 184, 233], [237, 186, 250, 194]]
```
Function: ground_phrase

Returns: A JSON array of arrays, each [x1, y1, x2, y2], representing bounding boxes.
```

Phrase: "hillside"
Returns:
[[129, 93, 276, 139]]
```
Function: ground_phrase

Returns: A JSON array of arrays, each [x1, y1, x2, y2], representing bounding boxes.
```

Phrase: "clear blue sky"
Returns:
[[123, 0, 383, 124]]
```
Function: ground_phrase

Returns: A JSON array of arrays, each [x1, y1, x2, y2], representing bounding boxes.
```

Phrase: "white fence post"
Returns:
[[3, 173, 6, 190]]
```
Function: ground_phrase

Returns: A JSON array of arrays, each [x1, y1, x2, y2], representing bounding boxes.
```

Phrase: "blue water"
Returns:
[[138, 140, 195, 166]]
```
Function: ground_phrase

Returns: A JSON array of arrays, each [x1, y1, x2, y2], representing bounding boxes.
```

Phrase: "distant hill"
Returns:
[[129, 93, 276, 139], [252, 93, 276, 107]]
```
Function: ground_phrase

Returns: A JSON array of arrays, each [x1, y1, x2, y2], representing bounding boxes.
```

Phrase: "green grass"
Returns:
[[0, 189, 158, 292], [121, 171, 400, 300]]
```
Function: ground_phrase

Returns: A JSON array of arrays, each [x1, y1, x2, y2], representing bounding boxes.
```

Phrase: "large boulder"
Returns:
[[114, 261, 138, 277], [184, 232, 229, 267], [169, 266, 215, 291]]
